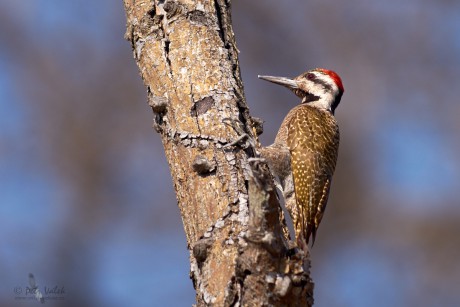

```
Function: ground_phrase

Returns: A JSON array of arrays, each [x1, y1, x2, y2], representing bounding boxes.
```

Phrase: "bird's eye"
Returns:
[[307, 73, 316, 80]]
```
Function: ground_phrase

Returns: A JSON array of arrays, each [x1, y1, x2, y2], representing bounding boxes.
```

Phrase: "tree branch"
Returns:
[[123, 0, 313, 305]]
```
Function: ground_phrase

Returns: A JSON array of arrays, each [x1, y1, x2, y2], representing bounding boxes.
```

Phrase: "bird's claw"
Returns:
[[222, 117, 256, 149]]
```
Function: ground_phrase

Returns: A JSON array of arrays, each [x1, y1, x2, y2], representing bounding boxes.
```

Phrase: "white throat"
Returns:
[[302, 92, 335, 112]]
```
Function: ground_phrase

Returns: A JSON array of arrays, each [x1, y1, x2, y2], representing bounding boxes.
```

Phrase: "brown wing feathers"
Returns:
[[287, 105, 339, 245]]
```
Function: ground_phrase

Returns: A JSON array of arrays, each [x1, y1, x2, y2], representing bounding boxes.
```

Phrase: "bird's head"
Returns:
[[258, 68, 344, 114]]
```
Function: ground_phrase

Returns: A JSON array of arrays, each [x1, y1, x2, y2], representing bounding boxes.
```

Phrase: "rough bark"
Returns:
[[123, 1, 313, 305]]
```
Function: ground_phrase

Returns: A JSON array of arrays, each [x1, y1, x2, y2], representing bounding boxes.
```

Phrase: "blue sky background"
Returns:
[[1, 0, 460, 306]]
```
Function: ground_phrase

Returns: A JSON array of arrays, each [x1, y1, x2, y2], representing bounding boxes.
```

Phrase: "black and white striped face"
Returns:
[[258, 68, 344, 114], [294, 69, 343, 113]]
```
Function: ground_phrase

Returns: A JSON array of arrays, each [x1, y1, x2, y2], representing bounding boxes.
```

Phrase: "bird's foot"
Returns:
[[222, 118, 257, 150]]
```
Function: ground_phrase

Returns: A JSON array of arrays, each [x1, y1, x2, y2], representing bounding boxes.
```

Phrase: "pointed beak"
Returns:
[[258, 75, 298, 90]]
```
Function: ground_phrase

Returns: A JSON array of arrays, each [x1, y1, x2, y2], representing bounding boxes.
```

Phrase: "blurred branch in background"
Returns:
[[1, 0, 460, 306]]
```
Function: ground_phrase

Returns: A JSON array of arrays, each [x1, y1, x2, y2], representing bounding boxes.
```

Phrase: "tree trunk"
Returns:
[[123, 1, 313, 305]]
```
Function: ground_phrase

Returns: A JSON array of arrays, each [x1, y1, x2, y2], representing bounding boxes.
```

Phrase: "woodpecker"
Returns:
[[258, 68, 344, 248]]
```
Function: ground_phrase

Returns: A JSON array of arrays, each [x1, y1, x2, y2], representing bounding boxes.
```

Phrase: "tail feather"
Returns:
[[304, 223, 317, 247]]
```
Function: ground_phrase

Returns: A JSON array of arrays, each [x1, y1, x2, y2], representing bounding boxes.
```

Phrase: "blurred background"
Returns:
[[1, 0, 459, 306]]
